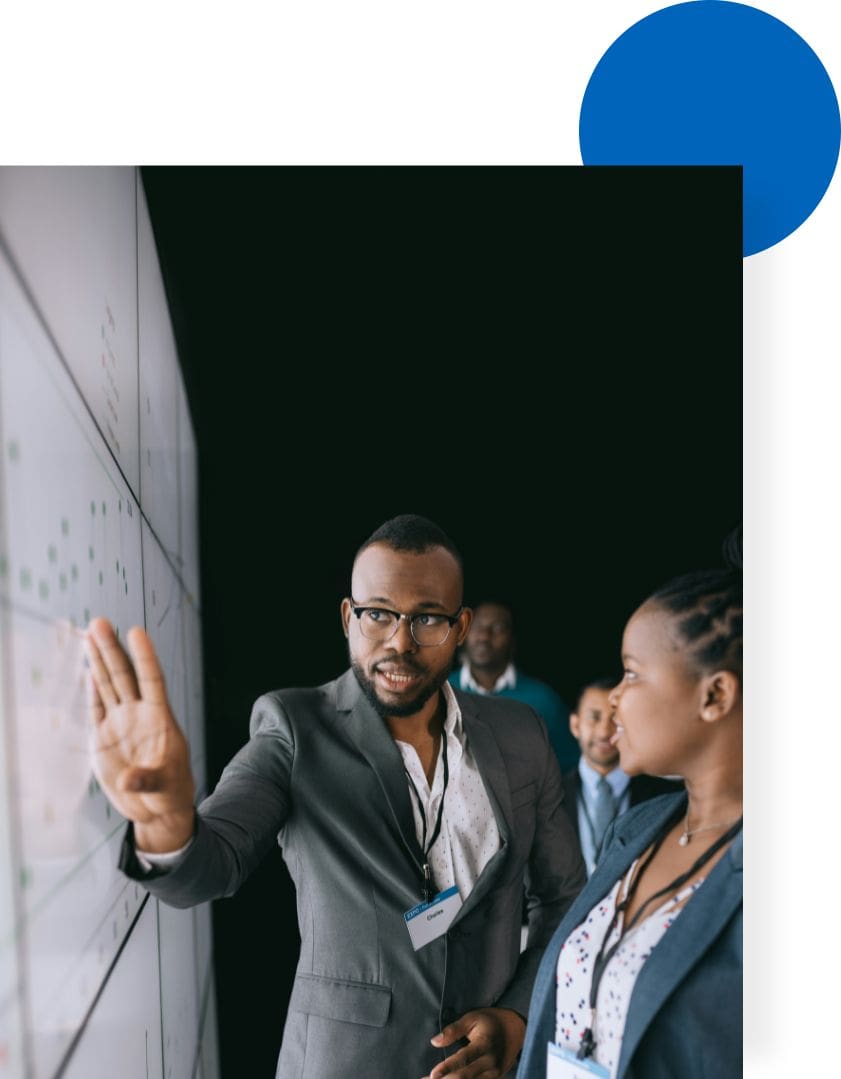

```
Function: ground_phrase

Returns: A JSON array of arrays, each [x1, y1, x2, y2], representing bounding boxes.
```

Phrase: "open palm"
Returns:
[[86, 618, 195, 832]]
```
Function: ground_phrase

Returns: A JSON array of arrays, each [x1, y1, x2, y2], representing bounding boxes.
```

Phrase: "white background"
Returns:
[[1, 2, 837, 1073]]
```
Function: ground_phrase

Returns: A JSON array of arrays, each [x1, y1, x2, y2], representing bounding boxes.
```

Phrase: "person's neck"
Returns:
[[682, 756, 743, 831], [384, 693, 445, 749], [469, 661, 508, 692]]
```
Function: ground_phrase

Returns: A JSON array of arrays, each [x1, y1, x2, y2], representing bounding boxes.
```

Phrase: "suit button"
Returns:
[[441, 1006, 456, 1025]]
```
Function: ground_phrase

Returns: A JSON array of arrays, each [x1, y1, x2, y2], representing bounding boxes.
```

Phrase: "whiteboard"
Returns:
[[60, 899, 162, 1079], [137, 184, 179, 564], [0, 168, 218, 1079], [0, 168, 140, 495]]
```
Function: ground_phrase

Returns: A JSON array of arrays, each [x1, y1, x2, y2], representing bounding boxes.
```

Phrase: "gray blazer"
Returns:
[[517, 793, 742, 1079], [121, 669, 586, 1079]]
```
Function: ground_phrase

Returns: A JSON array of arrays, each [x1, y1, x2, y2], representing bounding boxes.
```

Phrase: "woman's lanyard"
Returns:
[[404, 733, 449, 903], [576, 811, 743, 1061]]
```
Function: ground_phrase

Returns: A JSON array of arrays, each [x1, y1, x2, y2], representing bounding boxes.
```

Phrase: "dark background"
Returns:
[[141, 165, 742, 1078]]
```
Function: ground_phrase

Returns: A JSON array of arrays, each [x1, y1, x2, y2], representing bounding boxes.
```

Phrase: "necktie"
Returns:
[[592, 777, 616, 855]]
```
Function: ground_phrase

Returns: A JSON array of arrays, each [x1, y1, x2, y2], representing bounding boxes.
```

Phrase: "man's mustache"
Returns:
[[373, 658, 426, 675]]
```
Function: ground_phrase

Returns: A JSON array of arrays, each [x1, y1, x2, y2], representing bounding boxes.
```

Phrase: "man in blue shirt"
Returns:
[[561, 676, 683, 874], [448, 600, 579, 771]]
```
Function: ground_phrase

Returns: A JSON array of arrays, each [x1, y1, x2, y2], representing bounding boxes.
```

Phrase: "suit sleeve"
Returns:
[[494, 709, 587, 1017], [118, 692, 295, 908]]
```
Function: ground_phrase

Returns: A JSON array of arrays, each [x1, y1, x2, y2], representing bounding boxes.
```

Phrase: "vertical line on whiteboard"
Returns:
[[0, 284, 37, 1078], [136, 171, 149, 636], [157, 899, 165, 1079]]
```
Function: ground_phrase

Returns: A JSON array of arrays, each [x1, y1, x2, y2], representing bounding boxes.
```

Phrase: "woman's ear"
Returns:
[[699, 670, 741, 723]]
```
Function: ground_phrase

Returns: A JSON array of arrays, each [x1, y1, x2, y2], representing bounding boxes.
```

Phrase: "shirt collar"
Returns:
[[458, 660, 517, 694], [577, 755, 630, 801], [394, 682, 465, 782], [441, 680, 463, 741]]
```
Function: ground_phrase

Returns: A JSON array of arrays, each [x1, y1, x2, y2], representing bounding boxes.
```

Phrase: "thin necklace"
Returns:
[[678, 809, 742, 847]]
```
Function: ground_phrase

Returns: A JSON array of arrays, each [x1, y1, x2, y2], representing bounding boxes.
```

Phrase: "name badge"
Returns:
[[547, 1043, 610, 1078], [404, 886, 462, 951]]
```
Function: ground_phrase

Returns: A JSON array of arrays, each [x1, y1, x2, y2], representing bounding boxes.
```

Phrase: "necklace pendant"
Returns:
[[678, 832, 689, 847]]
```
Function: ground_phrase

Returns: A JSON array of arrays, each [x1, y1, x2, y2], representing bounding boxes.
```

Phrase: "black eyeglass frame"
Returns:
[[348, 597, 465, 647]]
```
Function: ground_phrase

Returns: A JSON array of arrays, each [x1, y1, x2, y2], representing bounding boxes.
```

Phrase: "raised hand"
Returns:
[[86, 617, 196, 852]]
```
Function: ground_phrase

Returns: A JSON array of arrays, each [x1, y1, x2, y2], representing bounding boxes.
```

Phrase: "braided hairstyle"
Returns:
[[646, 525, 743, 681]]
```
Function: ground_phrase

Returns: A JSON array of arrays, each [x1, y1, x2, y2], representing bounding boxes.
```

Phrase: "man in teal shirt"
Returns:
[[448, 600, 579, 771]]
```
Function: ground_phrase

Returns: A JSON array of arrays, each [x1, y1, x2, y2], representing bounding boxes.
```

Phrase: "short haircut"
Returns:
[[470, 599, 516, 625], [574, 675, 619, 713], [355, 514, 463, 573]]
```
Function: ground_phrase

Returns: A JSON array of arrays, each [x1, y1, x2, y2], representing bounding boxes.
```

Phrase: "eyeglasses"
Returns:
[[348, 598, 464, 647]]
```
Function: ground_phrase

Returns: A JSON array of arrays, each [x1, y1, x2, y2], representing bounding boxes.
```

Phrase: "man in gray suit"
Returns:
[[86, 515, 585, 1079]]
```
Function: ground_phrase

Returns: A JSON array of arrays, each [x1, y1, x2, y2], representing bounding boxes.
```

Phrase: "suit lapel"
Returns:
[[335, 670, 425, 873], [459, 695, 514, 844], [555, 795, 686, 935], [617, 834, 743, 1075], [333, 674, 531, 918], [453, 695, 513, 921]]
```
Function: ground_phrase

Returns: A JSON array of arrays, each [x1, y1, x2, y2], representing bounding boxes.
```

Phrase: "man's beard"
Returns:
[[349, 652, 447, 718], [586, 740, 619, 769]]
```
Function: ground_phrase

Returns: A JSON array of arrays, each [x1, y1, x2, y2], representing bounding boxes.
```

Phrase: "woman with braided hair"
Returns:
[[519, 531, 742, 1079]]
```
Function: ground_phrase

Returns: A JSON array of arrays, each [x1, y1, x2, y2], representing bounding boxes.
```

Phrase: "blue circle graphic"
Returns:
[[579, 2, 841, 256]]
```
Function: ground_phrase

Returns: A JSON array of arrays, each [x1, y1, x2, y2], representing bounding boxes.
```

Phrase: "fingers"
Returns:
[[429, 1023, 493, 1079], [86, 618, 141, 704], [86, 619, 172, 715], [427, 1048, 498, 1079], [431, 1016, 472, 1048], [86, 671, 106, 725], [125, 626, 169, 707], [428, 1010, 510, 1079], [85, 630, 119, 709]]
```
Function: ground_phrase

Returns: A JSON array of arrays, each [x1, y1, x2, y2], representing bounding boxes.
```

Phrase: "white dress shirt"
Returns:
[[457, 659, 517, 695], [395, 681, 501, 899]]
